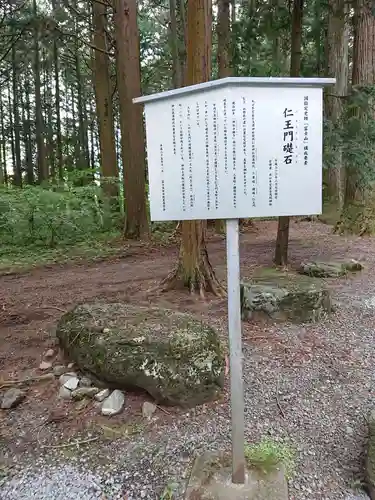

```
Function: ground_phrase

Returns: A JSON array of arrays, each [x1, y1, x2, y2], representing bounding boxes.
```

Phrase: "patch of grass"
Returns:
[[159, 481, 178, 499], [99, 421, 145, 440], [244, 438, 295, 479], [0, 233, 123, 274]]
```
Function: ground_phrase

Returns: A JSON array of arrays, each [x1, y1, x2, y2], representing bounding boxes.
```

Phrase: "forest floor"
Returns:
[[0, 220, 374, 500]]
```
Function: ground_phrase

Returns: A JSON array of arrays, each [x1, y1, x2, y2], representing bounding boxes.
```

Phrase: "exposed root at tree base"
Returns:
[[160, 262, 226, 298]]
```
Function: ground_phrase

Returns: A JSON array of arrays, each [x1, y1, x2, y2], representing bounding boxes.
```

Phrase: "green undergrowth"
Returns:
[[244, 438, 296, 479], [0, 233, 123, 274]]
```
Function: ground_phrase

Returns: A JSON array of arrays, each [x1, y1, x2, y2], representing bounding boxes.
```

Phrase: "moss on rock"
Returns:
[[241, 269, 332, 323], [56, 303, 225, 408], [298, 259, 363, 278]]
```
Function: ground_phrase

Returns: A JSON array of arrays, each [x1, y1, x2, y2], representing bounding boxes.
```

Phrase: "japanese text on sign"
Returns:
[[303, 95, 309, 166], [283, 108, 294, 165]]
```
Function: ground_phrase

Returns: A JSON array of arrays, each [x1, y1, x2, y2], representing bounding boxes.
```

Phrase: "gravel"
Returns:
[[1, 226, 375, 499]]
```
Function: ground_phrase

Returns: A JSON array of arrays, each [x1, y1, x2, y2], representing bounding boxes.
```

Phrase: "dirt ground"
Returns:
[[0, 219, 374, 499]]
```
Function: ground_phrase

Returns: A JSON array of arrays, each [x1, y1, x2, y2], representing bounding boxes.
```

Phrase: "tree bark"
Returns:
[[161, 0, 224, 296], [11, 31, 22, 187], [0, 93, 7, 184], [215, 0, 231, 234], [52, 0, 63, 181], [33, 0, 48, 183], [114, 0, 149, 238], [324, 0, 349, 206], [338, 0, 375, 234], [93, 0, 119, 202], [274, 0, 303, 266], [169, 0, 182, 89], [24, 77, 35, 184]]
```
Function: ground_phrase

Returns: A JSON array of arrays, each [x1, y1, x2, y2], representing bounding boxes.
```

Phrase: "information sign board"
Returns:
[[135, 78, 335, 222]]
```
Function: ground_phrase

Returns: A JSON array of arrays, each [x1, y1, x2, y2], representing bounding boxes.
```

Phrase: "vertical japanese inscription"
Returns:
[[160, 144, 166, 211], [303, 95, 309, 166], [223, 98, 228, 173], [232, 100, 237, 208], [179, 104, 186, 211], [283, 108, 294, 164], [171, 104, 176, 155], [251, 100, 256, 208], [187, 106, 194, 209], [268, 159, 273, 206], [204, 101, 210, 210], [213, 103, 219, 209], [274, 159, 278, 200], [242, 97, 247, 195]]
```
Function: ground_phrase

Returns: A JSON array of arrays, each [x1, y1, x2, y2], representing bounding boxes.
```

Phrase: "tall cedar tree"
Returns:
[[274, 0, 303, 266], [215, 0, 231, 234], [345, 0, 375, 204], [324, 0, 349, 207], [92, 0, 119, 202], [161, 0, 224, 296], [114, 0, 149, 238]]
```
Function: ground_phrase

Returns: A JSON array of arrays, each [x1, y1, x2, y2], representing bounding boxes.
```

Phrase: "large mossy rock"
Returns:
[[298, 259, 363, 278], [240, 268, 332, 323], [56, 303, 225, 408]]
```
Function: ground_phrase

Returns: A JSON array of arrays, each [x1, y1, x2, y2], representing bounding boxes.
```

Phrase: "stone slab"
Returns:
[[185, 452, 288, 500]]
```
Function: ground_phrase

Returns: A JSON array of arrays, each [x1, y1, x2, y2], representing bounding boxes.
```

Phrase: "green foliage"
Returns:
[[324, 85, 375, 191], [0, 182, 122, 250], [244, 438, 295, 479]]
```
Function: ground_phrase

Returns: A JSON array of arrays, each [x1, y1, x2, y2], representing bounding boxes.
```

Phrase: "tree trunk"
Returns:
[[92, 0, 119, 202], [7, 84, 16, 180], [169, 0, 182, 89], [161, 0, 224, 296], [274, 0, 303, 266], [33, 0, 48, 183], [24, 77, 35, 185], [0, 94, 7, 185], [114, 0, 149, 238], [324, 0, 349, 206], [52, 0, 63, 182], [12, 33, 22, 187], [338, 0, 375, 234], [215, 0, 231, 234], [346, 0, 375, 204]]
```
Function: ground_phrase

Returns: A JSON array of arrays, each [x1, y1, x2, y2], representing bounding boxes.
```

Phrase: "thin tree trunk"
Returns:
[[52, 0, 63, 181], [114, 0, 149, 238], [12, 33, 22, 187], [161, 0, 224, 296], [274, 0, 303, 266], [0, 94, 8, 185], [92, 0, 119, 201], [170, 0, 182, 88], [24, 77, 35, 184], [215, 0, 231, 234], [33, 0, 48, 183], [7, 85, 16, 180]]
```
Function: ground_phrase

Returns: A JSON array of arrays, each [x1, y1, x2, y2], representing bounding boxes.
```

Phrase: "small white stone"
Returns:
[[63, 377, 79, 391], [44, 349, 55, 358], [59, 373, 77, 385], [58, 386, 72, 400], [95, 389, 110, 402], [102, 328, 110, 334], [39, 361, 52, 371], [142, 401, 157, 419], [101, 390, 125, 416], [67, 362, 75, 369]]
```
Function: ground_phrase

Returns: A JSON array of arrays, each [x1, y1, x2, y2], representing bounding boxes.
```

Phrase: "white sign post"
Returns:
[[134, 76, 335, 484]]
